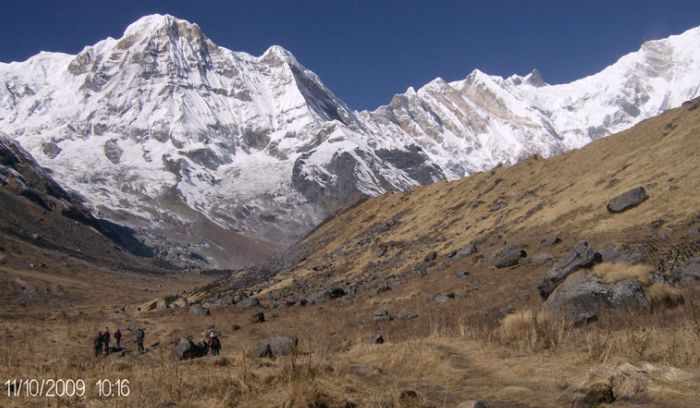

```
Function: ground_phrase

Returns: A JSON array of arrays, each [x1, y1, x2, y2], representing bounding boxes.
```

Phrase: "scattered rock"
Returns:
[[607, 187, 648, 213], [398, 309, 417, 320], [250, 312, 265, 323], [494, 246, 527, 268], [173, 337, 208, 360], [543, 271, 651, 325], [231, 324, 241, 331], [688, 226, 700, 235], [31, 233, 40, 240], [371, 334, 384, 344], [424, 251, 438, 262], [188, 303, 209, 316], [538, 240, 601, 300], [0, 254, 5, 264], [372, 309, 391, 322], [306, 287, 346, 304], [454, 270, 470, 278], [434, 294, 453, 304], [454, 245, 478, 258], [542, 235, 562, 246], [236, 297, 261, 309]]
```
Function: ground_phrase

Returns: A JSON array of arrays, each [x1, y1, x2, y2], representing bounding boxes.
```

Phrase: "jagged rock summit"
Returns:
[[1, 14, 699, 267]]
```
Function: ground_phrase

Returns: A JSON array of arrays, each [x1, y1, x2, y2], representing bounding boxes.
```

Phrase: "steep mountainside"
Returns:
[[190, 98, 700, 306], [0, 132, 170, 271], [1, 14, 699, 268]]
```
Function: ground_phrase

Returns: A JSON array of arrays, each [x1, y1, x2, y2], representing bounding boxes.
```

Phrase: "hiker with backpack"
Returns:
[[103, 328, 111, 354], [114, 328, 122, 349], [208, 332, 221, 356], [135, 328, 145, 352], [94, 331, 103, 357]]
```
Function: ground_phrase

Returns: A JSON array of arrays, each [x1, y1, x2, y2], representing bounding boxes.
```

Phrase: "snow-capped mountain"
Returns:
[[1, 14, 699, 268]]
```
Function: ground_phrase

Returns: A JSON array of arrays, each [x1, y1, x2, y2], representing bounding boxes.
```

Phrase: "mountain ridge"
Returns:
[[1, 14, 699, 268]]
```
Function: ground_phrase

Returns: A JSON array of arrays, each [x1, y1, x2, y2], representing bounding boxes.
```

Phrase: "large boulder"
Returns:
[[494, 246, 527, 268], [607, 187, 648, 213], [173, 337, 209, 360], [538, 240, 601, 300], [543, 271, 650, 325], [189, 303, 210, 316], [252, 335, 298, 358]]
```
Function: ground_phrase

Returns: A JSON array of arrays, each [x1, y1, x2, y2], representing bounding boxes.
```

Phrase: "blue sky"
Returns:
[[1, 1, 699, 110]]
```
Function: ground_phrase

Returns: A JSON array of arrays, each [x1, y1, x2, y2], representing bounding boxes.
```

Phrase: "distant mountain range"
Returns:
[[1, 14, 698, 268]]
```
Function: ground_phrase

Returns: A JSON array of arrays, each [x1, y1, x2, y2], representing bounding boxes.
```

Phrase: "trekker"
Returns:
[[103, 328, 111, 354], [94, 331, 103, 357], [209, 333, 221, 356], [114, 328, 122, 349], [135, 328, 145, 352]]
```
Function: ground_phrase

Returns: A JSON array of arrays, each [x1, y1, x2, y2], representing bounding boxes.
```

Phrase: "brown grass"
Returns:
[[592, 262, 654, 284]]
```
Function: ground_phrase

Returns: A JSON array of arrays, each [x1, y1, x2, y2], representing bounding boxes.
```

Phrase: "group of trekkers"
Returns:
[[94, 327, 145, 357]]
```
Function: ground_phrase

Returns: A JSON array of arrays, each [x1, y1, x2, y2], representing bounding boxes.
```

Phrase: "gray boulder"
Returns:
[[173, 337, 208, 360], [607, 187, 648, 213], [524, 252, 554, 266], [538, 240, 601, 300], [236, 297, 261, 309], [252, 335, 298, 358], [424, 251, 438, 262], [494, 246, 527, 268], [372, 309, 391, 322], [543, 271, 650, 325], [189, 303, 209, 316], [454, 245, 477, 259], [305, 287, 346, 304], [269, 335, 298, 356], [669, 257, 700, 285], [398, 309, 417, 320], [371, 334, 384, 344]]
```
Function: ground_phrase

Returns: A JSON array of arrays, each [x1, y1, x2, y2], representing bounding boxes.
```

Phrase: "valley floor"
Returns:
[[1, 258, 699, 408]]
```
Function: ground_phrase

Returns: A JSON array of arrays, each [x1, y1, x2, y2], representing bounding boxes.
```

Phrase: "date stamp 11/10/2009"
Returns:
[[4, 378, 130, 398]]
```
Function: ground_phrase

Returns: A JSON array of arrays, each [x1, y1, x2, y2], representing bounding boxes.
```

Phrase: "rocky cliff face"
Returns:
[[1, 14, 699, 268]]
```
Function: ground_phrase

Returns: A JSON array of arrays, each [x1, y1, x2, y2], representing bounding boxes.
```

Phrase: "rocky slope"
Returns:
[[0, 132, 170, 271], [1, 15, 699, 267], [186, 98, 700, 316]]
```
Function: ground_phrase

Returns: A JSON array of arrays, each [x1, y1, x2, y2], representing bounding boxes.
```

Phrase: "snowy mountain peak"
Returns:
[[1, 16, 699, 268]]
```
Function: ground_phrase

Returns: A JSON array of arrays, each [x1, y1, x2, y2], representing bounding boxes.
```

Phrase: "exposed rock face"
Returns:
[[538, 241, 601, 299], [607, 187, 648, 213], [2, 15, 699, 268], [543, 271, 650, 324]]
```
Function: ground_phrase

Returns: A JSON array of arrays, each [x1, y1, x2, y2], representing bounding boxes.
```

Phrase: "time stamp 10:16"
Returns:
[[4, 378, 130, 398]]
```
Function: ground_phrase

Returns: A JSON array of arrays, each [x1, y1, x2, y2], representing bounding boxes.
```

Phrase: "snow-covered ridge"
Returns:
[[1, 14, 699, 268]]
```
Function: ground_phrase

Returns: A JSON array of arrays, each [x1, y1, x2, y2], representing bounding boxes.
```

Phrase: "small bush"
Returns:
[[646, 283, 684, 308]]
